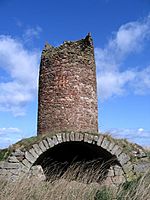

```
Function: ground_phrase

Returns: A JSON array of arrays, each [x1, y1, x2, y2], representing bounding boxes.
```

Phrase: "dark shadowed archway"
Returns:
[[33, 141, 119, 183]]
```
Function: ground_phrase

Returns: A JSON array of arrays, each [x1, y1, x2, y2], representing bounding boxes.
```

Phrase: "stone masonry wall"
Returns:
[[0, 133, 134, 183], [0, 132, 148, 183], [37, 34, 98, 135]]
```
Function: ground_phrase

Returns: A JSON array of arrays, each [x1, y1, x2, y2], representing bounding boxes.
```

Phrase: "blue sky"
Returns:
[[0, 0, 150, 148]]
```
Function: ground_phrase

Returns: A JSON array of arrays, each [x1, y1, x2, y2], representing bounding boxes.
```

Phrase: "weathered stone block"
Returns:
[[8, 156, 19, 163], [107, 142, 115, 152], [134, 162, 150, 173], [74, 132, 80, 141], [51, 136, 59, 145], [113, 166, 124, 176], [56, 133, 63, 143], [70, 132, 75, 141], [42, 139, 49, 149], [20, 163, 30, 172], [46, 137, 55, 147], [11, 149, 24, 157], [29, 148, 39, 159], [8, 169, 20, 175], [115, 148, 123, 157], [65, 133, 70, 142], [25, 151, 36, 164], [107, 168, 114, 177], [39, 141, 47, 152], [22, 159, 32, 168], [111, 145, 120, 155], [3, 162, 20, 169], [97, 135, 104, 146], [92, 135, 98, 144], [123, 162, 133, 173], [84, 133, 94, 143], [0, 161, 5, 168], [118, 153, 130, 165], [84, 133, 89, 143], [101, 138, 110, 149], [0, 169, 7, 175], [79, 133, 84, 141], [32, 144, 43, 155], [62, 132, 67, 142]]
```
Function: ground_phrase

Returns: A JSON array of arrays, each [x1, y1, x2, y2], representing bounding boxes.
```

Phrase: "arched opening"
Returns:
[[34, 141, 119, 183]]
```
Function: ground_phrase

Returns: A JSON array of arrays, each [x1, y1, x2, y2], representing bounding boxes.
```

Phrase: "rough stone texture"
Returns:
[[29, 148, 39, 159], [37, 34, 98, 136], [134, 162, 150, 173], [42, 139, 49, 149], [25, 151, 37, 164], [22, 159, 32, 168], [97, 135, 104, 146], [29, 165, 46, 181], [46, 137, 55, 147], [8, 156, 19, 163], [118, 153, 130, 165], [32, 144, 43, 155], [39, 141, 47, 152], [101, 137, 110, 149], [56, 133, 63, 143], [0, 132, 144, 183]]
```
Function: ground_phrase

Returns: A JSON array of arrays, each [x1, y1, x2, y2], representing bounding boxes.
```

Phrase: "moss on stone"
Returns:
[[0, 148, 11, 161]]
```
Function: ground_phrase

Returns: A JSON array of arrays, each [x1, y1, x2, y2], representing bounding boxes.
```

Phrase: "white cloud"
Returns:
[[108, 128, 150, 147], [0, 127, 22, 149], [23, 26, 42, 41], [0, 127, 21, 134], [95, 14, 150, 100], [0, 35, 40, 116], [138, 128, 144, 132]]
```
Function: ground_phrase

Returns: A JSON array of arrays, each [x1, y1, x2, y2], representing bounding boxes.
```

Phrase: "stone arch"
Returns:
[[19, 132, 133, 184]]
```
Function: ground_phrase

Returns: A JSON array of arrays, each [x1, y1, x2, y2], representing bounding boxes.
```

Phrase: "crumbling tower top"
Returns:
[[37, 34, 98, 135]]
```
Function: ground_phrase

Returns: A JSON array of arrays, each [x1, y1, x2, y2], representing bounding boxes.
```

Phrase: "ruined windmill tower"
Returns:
[[37, 33, 98, 135]]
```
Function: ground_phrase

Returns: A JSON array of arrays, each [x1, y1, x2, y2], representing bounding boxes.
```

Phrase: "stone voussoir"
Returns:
[[32, 143, 43, 155], [51, 135, 59, 145], [25, 151, 37, 164], [74, 132, 80, 141], [84, 133, 94, 143], [69, 132, 75, 141], [92, 135, 99, 144], [29, 148, 39, 159], [97, 134, 104, 146], [113, 166, 124, 176], [39, 141, 47, 152], [118, 153, 130, 165], [42, 139, 49, 149], [56, 133, 63, 143], [107, 141, 115, 152], [46, 137, 55, 147], [22, 159, 32, 168], [62, 132, 67, 142], [79, 133, 84, 141], [65, 133, 70, 142], [101, 137, 110, 149], [110, 144, 120, 155]]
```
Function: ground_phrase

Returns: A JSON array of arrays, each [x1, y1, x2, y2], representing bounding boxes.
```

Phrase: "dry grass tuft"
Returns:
[[0, 168, 150, 200]]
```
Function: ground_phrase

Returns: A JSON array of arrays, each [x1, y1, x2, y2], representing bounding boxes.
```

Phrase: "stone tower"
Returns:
[[37, 33, 98, 135]]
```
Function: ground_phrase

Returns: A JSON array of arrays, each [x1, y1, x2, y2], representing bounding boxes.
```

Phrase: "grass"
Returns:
[[0, 169, 149, 200]]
